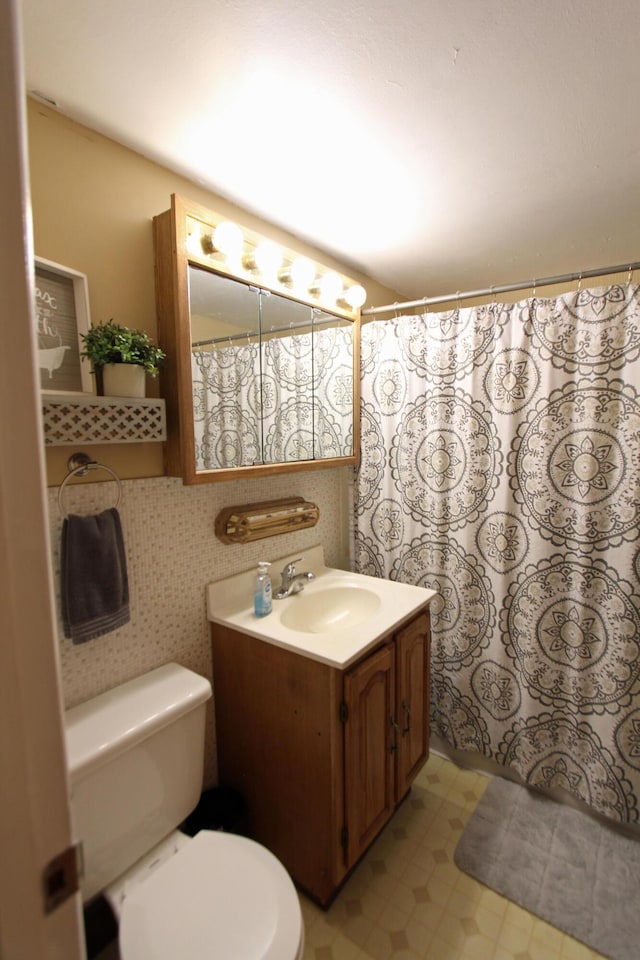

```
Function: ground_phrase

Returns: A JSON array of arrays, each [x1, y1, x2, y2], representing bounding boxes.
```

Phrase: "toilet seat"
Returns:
[[118, 830, 304, 960]]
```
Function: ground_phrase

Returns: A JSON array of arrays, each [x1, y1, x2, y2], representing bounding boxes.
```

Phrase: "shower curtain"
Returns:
[[354, 284, 640, 825], [192, 325, 354, 469]]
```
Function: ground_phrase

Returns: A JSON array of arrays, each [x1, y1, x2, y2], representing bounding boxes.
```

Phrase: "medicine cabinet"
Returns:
[[153, 195, 361, 484]]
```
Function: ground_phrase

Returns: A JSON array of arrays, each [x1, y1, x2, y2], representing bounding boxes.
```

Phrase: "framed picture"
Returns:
[[34, 256, 94, 394]]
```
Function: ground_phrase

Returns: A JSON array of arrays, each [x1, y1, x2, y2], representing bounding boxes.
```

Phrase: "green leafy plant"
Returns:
[[80, 320, 166, 377]]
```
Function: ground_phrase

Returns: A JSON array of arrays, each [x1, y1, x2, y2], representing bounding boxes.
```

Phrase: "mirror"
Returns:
[[189, 267, 354, 470], [153, 195, 361, 483]]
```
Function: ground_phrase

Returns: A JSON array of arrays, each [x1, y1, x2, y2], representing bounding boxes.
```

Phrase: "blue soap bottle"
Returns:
[[254, 561, 272, 617]]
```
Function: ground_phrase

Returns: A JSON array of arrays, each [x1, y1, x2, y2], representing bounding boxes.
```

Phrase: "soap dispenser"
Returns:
[[254, 561, 272, 617]]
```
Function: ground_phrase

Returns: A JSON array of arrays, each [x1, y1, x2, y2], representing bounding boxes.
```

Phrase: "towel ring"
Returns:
[[58, 453, 122, 518]]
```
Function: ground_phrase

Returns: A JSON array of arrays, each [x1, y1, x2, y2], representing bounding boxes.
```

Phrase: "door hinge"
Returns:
[[42, 841, 83, 914], [339, 701, 349, 723], [340, 825, 349, 849]]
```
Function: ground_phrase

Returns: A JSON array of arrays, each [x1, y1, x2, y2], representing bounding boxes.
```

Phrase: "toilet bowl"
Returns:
[[65, 663, 304, 960]]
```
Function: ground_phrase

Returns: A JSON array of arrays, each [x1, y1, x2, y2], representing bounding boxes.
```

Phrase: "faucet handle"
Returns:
[[280, 559, 301, 584]]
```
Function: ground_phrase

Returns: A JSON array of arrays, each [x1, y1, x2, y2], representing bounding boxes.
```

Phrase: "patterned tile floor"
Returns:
[[94, 753, 607, 960], [299, 753, 607, 960]]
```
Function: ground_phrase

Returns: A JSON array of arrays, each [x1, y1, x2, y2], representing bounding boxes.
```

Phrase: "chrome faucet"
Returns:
[[274, 558, 315, 599]]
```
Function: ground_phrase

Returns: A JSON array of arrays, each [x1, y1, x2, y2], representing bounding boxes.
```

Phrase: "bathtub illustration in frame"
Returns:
[[35, 257, 93, 394]]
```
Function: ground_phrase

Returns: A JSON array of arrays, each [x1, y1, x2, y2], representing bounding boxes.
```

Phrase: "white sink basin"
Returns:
[[279, 584, 381, 634], [206, 544, 435, 668]]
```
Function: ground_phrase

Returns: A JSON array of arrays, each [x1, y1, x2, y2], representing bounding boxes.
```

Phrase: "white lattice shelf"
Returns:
[[42, 393, 167, 445]]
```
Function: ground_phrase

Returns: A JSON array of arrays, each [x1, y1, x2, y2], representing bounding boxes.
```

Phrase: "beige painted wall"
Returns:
[[28, 98, 399, 485]]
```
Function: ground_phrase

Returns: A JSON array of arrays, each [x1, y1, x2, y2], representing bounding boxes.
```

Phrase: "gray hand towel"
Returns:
[[61, 507, 130, 643]]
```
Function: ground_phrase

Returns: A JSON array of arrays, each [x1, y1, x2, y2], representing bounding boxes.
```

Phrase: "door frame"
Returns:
[[0, 2, 84, 956]]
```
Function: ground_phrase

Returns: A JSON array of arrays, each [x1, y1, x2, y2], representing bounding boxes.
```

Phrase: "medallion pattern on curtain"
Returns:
[[354, 284, 640, 824], [192, 326, 353, 469]]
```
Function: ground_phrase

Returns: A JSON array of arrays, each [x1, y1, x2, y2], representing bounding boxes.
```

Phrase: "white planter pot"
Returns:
[[102, 363, 146, 398]]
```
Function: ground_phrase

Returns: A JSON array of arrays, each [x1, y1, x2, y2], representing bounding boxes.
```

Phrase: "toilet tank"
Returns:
[[65, 663, 212, 903]]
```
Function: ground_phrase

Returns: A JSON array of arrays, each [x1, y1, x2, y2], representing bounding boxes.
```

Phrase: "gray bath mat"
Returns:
[[454, 776, 640, 960]]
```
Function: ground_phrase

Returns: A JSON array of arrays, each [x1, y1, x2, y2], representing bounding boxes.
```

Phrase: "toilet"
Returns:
[[65, 662, 304, 959]]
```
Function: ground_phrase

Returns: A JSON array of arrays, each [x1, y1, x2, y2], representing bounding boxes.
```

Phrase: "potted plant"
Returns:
[[80, 320, 165, 398]]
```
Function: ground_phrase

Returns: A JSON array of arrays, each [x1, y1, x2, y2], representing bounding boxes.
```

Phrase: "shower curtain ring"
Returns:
[[628, 264, 634, 284], [577, 272, 583, 292]]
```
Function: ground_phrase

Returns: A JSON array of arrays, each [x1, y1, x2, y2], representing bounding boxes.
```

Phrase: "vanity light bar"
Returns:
[[185, 214, 366, 319]]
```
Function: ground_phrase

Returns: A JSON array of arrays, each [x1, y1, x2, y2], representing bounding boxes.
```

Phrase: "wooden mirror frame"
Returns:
[[153, 194, 361, 484]]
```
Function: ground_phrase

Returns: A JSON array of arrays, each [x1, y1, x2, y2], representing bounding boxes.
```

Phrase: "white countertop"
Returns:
[[206, 544, 434, 668]]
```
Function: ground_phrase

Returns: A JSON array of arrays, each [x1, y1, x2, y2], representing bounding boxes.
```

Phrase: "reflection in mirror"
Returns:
[[313, 311, 354, 460], [190, 269, 261, 469], [260, 294, 314, 465], [188, 265, 354, 472]]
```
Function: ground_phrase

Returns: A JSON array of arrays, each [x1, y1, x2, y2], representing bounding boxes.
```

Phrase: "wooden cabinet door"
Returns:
[[395, 612, 430, 802], [343, 643, 395, 868]]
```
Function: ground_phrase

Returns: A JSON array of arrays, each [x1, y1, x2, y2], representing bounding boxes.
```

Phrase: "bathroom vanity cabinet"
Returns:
[[209, 607, 430, 906]]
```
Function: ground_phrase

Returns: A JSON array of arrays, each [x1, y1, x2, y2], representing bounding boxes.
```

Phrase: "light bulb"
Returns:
[[254, 241, 283, 279], [345, 284, 367, 308], [319, 271, 343, 303], [290, 257, 316, 291], [213, 221, 244, 258]]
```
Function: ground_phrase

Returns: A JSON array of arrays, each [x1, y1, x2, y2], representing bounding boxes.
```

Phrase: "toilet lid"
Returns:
[[118, 830, 303, 960]]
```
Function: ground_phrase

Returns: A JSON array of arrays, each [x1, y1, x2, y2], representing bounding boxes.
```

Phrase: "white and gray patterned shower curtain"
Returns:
[[354, 284, 640, 825]]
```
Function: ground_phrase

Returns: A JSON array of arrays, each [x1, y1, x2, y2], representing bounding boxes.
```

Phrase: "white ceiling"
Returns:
[[20, 0, 640, 302]]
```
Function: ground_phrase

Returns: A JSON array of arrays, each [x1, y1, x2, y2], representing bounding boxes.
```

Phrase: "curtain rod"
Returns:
[[361, 260, 640, 317], [192, 311, 344, 348]]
